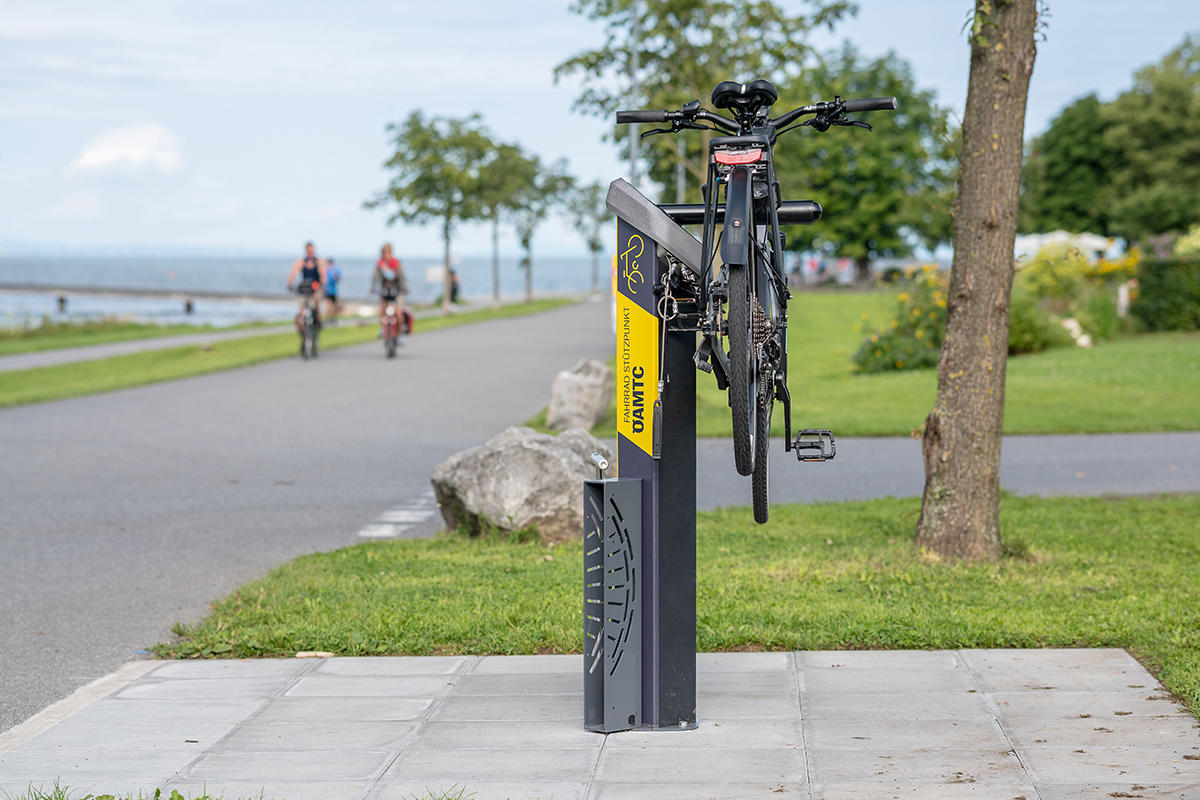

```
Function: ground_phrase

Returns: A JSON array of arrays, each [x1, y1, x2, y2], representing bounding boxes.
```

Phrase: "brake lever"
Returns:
[[639, 120, 712, 139], [834, 118, 873, 132], [640, 127, 673, 139]]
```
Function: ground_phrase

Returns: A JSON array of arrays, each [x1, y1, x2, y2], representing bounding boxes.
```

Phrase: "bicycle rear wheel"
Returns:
[[727, 262, 755, 477]]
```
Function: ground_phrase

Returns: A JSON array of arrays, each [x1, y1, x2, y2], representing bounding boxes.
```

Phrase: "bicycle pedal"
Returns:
[[793, 429, 836, 462]]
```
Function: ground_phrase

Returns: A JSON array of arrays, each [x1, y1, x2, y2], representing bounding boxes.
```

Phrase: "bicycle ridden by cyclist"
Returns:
[[370, 243, 408, 328], [286, 241, 327, 328]]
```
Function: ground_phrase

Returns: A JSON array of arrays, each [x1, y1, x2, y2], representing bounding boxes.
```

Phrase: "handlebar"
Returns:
[[617, 95, 896, 136]]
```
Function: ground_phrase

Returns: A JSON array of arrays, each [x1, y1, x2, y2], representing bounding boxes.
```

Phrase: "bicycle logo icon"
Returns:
[[619, 234, 645, 295]]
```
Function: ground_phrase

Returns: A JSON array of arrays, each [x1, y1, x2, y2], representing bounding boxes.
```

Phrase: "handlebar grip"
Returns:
[[616, 110, 669, 124], [842, 97, 898, 113]]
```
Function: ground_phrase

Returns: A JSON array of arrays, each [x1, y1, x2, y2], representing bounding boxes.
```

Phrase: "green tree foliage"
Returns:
[[773, 45, 956, 279], [512, 160, 575, 302], [1102, 36, 1200, 242], [365, 112, 496, 313], [566, 181, 612, 293], [1018, 94, 1112, 234], [478, 142, 540, 306], [555, 0, 855, 191]]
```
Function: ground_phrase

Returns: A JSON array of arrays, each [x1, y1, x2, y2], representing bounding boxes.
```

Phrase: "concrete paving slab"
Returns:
[[1035, 782, 1200, 799], [450, 671, 579, 696], [387, 744, 600, 783], [590, 781, 806, 800], [212, 720, 419, 752], [249, 696, 432, 723], [802, 665, 976, 695], [114, 675, 294, 700], [182, 749, 394, 782], [963, 648, 1149, 693], [0, 650, 1196, 798], [311, 655, 470, 676], [1017, 745, 1200, 785], [802, 688, 993, 719], [428, 692, 579, 722], [165, 781, 369, 800], [1002, 715, 1200, 749], [812, 783, 1038, 799], [374, 780, 588, 800], [470, 653, 580, 674], [807, 746, 1028, 785], [596, 744, 806, 783], [414, 720, 599, 750], [601, 718, 804, 750], [803, 716, 1010, 752], [988, 690, 1190, 719], [284, 674, 455, 698]]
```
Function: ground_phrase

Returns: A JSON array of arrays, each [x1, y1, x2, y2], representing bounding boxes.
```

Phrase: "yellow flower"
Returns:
[[860, 312, 869, 320], [896, 360, 905, 368], [898, 292, 910, 302], [914, 329, 923, 339], [870, 334, 879, 343], [874, 349, 882, 357]]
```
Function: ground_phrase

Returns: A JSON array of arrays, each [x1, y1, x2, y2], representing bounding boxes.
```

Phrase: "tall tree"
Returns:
[[914, 0, 1039, 561], [566, 181, 611, 294], [773, 44, 957, 281], [1018, 94, 1112, 234], [365, 112, 495, 314], [1102, 36, 1200, 243], [555, 0, 854, 197], [512, 159, 574, 302], [478, 143, 540, 308]]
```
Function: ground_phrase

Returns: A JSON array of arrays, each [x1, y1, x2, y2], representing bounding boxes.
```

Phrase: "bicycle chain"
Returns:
[[752, 298, 771, 348]]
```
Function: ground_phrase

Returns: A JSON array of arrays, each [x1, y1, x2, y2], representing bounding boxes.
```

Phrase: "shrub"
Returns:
[[1173, 224, 1200, 258], [1132, 258, 1200, 331], [853, 266, 946, 373], [1007, 286, 1075, 354], [1015, 244, 1089, 310]]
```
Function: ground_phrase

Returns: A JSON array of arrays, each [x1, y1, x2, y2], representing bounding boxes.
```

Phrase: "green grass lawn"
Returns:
[[533, 291, 1200, 437], [0, 318, 279, 357], [0, 299, 573, 409], [155, 493, 1200, 718]]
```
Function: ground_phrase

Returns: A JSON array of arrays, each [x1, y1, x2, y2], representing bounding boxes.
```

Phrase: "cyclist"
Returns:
[[323, 257, 342, 322], [286, 241, 327, 328], [370, 243, 408, 330]]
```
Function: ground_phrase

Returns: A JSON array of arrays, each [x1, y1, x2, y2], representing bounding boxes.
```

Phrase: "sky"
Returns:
[[0, 1, 1195, 259]]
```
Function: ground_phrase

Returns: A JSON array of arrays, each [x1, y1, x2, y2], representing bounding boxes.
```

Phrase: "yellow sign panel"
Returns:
[[616, 286, 658, 459]]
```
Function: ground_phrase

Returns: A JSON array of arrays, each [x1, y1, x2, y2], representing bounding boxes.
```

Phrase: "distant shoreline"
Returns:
[[0, 282, 315, 303]]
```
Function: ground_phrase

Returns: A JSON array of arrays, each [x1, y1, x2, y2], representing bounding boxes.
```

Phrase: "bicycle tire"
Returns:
[[752, 382, 772, 523], [727, 261, 755, 476]]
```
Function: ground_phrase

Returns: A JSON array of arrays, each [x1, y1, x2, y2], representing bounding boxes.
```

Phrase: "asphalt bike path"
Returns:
[[0, 299, 612, 733]]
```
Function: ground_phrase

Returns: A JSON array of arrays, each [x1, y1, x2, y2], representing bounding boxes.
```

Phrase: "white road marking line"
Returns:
[[379, 508, 436, 523], [358, 523, 409, 539]]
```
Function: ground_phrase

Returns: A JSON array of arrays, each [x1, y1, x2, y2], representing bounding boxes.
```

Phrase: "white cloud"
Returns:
[[68, 123, 181, 174]]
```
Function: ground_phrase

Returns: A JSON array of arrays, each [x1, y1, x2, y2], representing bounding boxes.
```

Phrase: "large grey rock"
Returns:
[[431, 426, 613, 543], [546, 359, 613, 431]]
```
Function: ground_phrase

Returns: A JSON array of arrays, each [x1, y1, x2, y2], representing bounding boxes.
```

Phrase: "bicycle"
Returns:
[[617, 79, 896, 523], [291, 282, 321, 360], [380, 286, 404, 358]]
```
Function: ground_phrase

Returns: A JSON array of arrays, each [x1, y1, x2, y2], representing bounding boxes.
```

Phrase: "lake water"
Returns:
[[0, 254, 600, 329]]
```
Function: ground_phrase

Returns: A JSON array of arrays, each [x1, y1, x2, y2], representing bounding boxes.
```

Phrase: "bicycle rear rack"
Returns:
[[792, 429, 836, 462]]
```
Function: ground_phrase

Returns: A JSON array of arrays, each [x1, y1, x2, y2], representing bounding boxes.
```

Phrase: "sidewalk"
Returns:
[[2, 651, 1196, 799]]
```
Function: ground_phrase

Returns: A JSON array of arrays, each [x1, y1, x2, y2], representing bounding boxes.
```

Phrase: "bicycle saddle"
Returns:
[[711, 79, 779, 111]]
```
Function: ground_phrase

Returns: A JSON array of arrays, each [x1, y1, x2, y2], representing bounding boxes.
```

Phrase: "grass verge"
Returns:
[[155, 493, 1200, 718], [0, 318, 281, 357], [531, 291, 1200, 437], [0, 299, 574, 409]]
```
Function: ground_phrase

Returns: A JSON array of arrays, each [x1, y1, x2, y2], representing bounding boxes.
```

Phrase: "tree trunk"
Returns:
[[590, 249, 599, 295], [442, 213, 453, 316], [914, 0, 1038, 561], [854, 255, 872, 285], [524, 245, 533, 303], [492, 213, 501, 309]]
